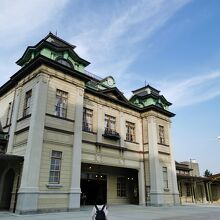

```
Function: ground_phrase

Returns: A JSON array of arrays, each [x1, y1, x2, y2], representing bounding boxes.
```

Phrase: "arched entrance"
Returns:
[[1, 169, 15, 210]]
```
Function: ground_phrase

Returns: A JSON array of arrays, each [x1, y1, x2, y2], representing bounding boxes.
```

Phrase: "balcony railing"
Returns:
[[102, 128, 120, 140]]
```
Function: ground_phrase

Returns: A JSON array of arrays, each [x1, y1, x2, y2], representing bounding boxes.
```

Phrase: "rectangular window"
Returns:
[[23, 90, 32, 117], [159, 125, 165, 144], [55, 89, 68, 118], [82, 108, 93, 132], [5, 102, 12, 126], [126, 121, 135, 142], [104, 114, 116, 134], [186, 184, 191, 196], [49, 150, 62, 184], [117, 177, 126, 197], [163, 167, 168, 188]]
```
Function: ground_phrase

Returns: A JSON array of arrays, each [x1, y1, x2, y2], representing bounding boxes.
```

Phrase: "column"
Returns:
[[167, 122, 180, 204], [7, 87, 22, 154], [147, 116, 164, 205], [138, 162, 146, 205], [97, 105, 103, 143], [16, 73, 49, 213], [202, 182, 207, 203], [119, 112, 125, 147], [69, 87, 84, 210], [138, 118, 145, 205]]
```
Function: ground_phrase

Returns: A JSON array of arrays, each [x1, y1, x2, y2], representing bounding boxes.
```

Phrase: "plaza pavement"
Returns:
[[0, 204, 220, 220]]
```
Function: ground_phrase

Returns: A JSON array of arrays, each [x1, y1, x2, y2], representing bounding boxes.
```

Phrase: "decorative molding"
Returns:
[[124, 140, 139, 145], [17, 114, 31, 122], [46, 184, 63, 189], [44, 126, 74, 135], [45, 113, 75, 123], [158, 143, 169, 147], [82, 130, 97, 135], [158, 151, 170, 155], [14, 126, 30, 135]]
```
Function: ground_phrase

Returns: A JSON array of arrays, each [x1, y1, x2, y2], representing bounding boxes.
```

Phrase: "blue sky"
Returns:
[[0, 0, 220, 174]]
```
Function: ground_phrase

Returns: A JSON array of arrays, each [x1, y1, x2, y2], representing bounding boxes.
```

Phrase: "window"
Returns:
[[104, 114, 116, 134], [159, 125, 165, 144], [49, 150, 62, 184], [117, 177, 126, 197], [82, 108, 93, 132], [186, 184, 191, 196], [55, 89, 68, 118], [163, 167, 168, 188], [126, 121, 135, 142], [56, 58, 72, 68], [23, 90, 32, 117], [5, 102, 12, 126]]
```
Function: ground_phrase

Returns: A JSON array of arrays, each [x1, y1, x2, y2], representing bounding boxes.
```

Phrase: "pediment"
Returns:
[[101, 88, 128, 102]]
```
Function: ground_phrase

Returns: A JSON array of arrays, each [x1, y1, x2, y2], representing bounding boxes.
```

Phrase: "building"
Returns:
[[0, 33, 179, 214], [176, 160, 220, 204]]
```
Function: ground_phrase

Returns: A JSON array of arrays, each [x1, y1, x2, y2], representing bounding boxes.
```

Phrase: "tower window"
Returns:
[[56, 58, 73, 68], [55, 89, 68, 118], [23, 90, 32, 117]]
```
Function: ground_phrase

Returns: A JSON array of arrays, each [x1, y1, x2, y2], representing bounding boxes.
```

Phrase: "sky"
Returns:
[[0, 0, 220, 174]]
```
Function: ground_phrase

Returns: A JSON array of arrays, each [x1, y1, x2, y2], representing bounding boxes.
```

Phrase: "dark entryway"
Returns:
[[81, 173, 107, 205], [1, 169, 15, 210]]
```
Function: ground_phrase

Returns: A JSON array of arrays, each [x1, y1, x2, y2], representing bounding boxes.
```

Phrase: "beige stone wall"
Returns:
[[38, 194, 69, 210], [0, 89, 15, 130], [107, 175, 129, 204], [212, 185, 220, 203], [39, 141, 72, 191]]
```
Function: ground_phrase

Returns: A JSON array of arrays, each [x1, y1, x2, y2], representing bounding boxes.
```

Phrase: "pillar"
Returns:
[[147, 116, 164, 205], [119, 112, 125, 148], [167, 122, 180, 204], [7, 87, 22, 154], [16, 73, 49, 213], [97, 105, 103, 143], [138, 162, 146, 205], [138, 118, 145, 205], [69, 87, 84, 210]]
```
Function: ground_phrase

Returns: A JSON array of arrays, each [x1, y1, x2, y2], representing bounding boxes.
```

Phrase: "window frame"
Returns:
[[55, 89, 68, 118], [117, 176, 127, 197], [56, 57, 73, 68], [82, 107, 93, 132], [125, 121, 136, 142], [23, 90, 32, 117], [159, 125, 165, 144], [104, 114, 116, 134], [5, 102, 12, 126], [49, 150, 62, 184], [162, 166, 168, 189]]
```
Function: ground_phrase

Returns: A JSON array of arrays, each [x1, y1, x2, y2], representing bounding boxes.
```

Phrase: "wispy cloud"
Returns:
[[158, 71, 220, 108], [0, 0, 70, 48], [70, 0, 191, 78]]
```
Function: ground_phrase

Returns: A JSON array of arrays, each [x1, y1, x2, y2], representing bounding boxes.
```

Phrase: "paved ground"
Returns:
[[0, 204, 220, 220]]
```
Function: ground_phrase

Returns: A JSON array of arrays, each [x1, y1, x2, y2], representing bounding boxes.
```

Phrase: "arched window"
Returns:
[[56, 57, 73, 68]]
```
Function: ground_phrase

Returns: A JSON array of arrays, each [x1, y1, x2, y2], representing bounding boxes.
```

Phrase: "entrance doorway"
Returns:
[[81, 173, 107, 205], [1, 169, 15, 210]]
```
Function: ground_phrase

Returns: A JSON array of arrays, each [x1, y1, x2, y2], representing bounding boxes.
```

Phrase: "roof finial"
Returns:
[[144, 80, 147, 86], [55, 30, 58, 36]]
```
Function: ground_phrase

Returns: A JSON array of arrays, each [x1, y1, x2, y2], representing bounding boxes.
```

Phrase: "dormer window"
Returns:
[[56, 57, 73, 68]]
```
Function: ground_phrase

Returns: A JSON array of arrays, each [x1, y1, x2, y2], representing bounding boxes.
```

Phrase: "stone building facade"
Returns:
[[0, 33, 179, 214], [176, 161, 220, 204]]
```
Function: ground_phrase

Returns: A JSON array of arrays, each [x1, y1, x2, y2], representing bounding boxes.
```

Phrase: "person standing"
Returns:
[[91, 197, 108, 220]]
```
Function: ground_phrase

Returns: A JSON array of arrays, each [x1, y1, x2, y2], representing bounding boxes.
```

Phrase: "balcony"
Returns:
[[102, 128, 120, 140]]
